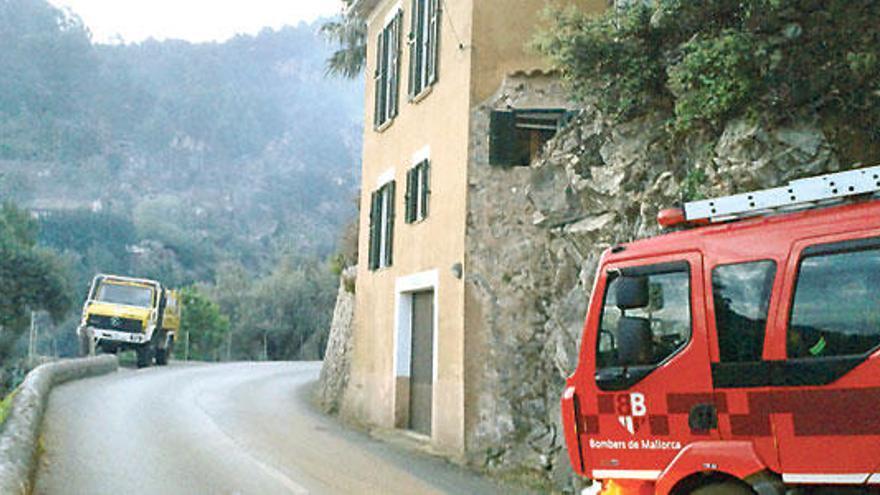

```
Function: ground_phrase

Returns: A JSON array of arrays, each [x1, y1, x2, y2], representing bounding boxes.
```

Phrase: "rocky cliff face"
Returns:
[[465, 76, 845, 491]]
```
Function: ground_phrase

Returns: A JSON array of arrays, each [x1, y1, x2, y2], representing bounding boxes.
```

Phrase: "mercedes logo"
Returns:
[[110, 316, 122, 327]]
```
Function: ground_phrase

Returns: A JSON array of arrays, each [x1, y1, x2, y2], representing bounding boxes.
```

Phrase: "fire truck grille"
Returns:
[[87, 315, 144, 333]]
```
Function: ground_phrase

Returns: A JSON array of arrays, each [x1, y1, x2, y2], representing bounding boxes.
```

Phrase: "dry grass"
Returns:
[[0, 389, 17, 427]]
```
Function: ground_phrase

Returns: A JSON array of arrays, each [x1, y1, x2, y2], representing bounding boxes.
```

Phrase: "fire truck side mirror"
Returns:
[[618, 317, 653, 366], [616, 276, 649, 310]]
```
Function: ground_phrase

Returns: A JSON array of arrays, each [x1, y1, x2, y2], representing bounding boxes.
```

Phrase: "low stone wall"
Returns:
[[0, 355, 118, 494]]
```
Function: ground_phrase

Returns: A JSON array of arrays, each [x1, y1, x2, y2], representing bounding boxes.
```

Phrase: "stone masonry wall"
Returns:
[[316, 266, 356, 414]]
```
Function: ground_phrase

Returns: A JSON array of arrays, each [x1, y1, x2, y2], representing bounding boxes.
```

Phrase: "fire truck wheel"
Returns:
[[136, 345, 152, 368], [690, 482, 754, 495]]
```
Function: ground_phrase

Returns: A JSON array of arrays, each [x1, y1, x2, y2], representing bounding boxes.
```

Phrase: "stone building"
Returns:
[[343, 0, 606, 461]]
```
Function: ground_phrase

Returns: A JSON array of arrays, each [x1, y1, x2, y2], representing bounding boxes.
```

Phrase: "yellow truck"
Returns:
[[77, 274, 181, 368]]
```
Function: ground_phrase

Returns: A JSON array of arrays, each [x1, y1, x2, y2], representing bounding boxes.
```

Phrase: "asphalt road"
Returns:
[[33, 361, 532, 495]]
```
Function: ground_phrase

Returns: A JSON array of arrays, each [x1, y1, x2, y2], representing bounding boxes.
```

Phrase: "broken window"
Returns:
[[489, 109, 573, 167]]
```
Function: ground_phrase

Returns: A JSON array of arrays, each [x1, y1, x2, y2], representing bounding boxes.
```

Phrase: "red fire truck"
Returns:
[[562, 165, 880, 495]]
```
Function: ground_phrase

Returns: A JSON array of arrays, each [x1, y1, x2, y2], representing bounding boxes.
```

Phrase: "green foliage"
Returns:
[[177, 286, 230, 362], [0, 389, 16, 426], [0, 203, 39, 249], [538, 1, 880, 143], [173, 258, 337, 362], [328, 254, 346, 277], [207, 259, 337, 361], [321, 0, 366, 79], [682, 168, 708, 201], [0, 0, 352, 366], [534, 5, 666, 119], [0, 203, 71, 364], [321, 16, 367, 79], [0, 0, 98, 160], [1, 0, 362, 271], [668, 31, 765, 131], [0, 171, 35, 204], [40, 209, 137, 258]]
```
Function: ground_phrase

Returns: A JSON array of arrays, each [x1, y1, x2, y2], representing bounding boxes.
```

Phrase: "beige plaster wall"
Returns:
[[346, 0, 475, 455], [346, 0, 607, 458], [469, 0, 607, 104]]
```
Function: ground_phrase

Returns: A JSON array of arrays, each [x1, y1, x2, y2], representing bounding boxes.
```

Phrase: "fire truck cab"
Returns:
[[562, 166, 880, 495]]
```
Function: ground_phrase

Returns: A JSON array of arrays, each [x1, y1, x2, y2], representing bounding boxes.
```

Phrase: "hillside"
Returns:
[[0, 0, 362, 367], [0, 0, 362, 283]]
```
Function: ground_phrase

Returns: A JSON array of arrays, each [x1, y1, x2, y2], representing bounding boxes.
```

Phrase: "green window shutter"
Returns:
[[489, 110, 517, 166], [420, 161, 430, 219], [368, 191, 380, 270], [389, 11, 403, 119], [411, 167, 419, 223], [404, 168, 414, 223], [407, 0, 419, 100], [427, 0, 440, 85], [384, 181, 396, 267], [381, 31, 391, 121], [373, 32, 385, 129]]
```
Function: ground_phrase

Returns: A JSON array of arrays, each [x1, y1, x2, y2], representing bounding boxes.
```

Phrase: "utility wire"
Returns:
[[440, 0, 467, 50]]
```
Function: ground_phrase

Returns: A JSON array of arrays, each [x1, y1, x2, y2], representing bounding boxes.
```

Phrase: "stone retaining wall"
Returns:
[[0, 355, 118, 494], [317, 266, 356, 414]]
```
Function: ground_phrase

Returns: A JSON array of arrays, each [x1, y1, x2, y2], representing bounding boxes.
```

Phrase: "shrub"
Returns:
[[538, 1, 880, 147], [535, 5, 667, 119], [668, 31, 767, 131]]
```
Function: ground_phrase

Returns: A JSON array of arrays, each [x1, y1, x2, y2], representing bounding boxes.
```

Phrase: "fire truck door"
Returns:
[[773, 236, 880, 481], [707, 260, 781, 472], [589, 253, 717, 481]]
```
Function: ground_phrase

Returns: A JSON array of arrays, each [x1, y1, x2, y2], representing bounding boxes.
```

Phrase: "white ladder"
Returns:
[[684, 164, 880, 222]]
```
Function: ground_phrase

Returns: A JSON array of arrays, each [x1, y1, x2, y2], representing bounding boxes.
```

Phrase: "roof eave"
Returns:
[[348, 0, 382, 18]]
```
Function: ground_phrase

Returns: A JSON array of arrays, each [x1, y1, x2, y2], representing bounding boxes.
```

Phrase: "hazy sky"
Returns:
[[47, 0, 343, 43]]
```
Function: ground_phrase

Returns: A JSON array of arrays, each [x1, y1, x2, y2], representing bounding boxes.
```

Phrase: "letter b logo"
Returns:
[[630, 393, 646, 417], [616, 393, 647, 435]]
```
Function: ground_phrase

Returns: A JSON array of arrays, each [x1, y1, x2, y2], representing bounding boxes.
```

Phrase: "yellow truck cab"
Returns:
[[77, 274, 180, 368]]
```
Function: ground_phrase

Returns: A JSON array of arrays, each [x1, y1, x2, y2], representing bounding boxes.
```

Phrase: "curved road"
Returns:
[[34, 362, 531, 495]]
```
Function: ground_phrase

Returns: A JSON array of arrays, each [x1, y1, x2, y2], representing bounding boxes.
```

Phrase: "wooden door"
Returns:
[[409, 290, 434, 435]]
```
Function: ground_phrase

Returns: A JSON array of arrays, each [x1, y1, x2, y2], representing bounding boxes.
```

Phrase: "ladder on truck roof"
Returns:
[[684, 164, 880, 223]]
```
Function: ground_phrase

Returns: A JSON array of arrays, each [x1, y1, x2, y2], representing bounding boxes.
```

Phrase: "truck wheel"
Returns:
[[691, 482, 754, 495], [136, 345, 152, 368], [78, 331, 94, 357], [155, 347, 167, 366]]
